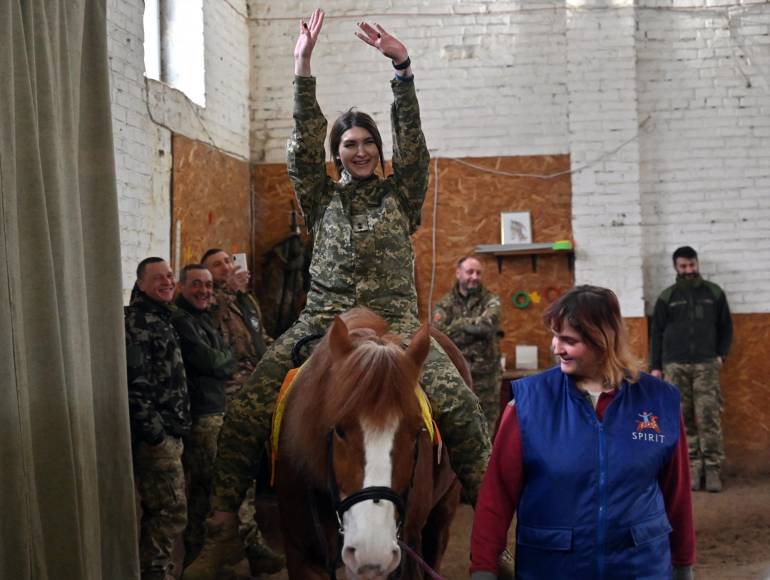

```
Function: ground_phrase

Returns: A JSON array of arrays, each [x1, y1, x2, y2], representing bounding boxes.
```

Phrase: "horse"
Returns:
[[274, 307, 466, 579]]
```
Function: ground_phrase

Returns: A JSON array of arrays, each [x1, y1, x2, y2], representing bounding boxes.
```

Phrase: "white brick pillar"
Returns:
[[566, 1, 645, 317]]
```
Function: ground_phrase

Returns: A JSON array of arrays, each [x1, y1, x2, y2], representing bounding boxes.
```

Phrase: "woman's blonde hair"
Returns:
[[543, 285, 640, 386]]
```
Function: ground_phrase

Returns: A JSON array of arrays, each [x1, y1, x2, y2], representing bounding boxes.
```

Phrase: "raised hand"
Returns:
[[294, 9, 324, 76], [355, 22, 408, 64]]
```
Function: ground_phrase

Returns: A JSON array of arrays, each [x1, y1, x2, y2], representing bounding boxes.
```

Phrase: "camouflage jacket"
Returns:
[[172, 295, 237, 417], [287, 75, 429, 335], [209, 284, 269, 385], [125, 293, 190, 445], [433, 283, 502, 375]]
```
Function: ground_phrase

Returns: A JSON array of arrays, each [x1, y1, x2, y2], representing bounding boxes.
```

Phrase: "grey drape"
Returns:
[[0, 1, 138, 579]]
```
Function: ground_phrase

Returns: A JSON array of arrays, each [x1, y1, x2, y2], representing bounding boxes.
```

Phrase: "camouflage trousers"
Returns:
[[471, 368, 503, 435], [211, 314, 491, 512], [182, 413, 264, 561], [664, 359, 725, 471], [133, 436, 187, 577], [182, 414, 224, 557]]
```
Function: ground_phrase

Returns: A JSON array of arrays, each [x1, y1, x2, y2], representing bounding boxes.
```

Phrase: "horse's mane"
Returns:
[[282, 308, 424, 480], [322, 308, 421, 428], [325, 332, 420, 428]]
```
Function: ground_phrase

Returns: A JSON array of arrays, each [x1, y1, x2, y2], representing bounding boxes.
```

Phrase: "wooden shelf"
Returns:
[[475, 243, 574, 273]]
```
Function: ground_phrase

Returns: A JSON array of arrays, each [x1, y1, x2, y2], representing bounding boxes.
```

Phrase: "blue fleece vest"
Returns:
[[511, 367, 681, 580]]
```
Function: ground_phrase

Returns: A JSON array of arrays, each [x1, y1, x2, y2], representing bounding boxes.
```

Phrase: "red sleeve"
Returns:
[[658, 412, 696, 566], [470, 403, 524, 574]]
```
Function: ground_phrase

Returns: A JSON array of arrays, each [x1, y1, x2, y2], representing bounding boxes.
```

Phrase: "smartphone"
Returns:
[[232, 252, 248, 272]]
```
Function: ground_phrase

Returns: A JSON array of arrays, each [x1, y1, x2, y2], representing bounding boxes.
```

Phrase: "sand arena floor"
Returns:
[[253, 475, 770, 580]]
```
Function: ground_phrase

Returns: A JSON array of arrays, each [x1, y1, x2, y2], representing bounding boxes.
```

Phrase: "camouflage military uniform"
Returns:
[[663, 361, 724, 471], [209, 75, 491, 516], [125, 293, 190, 578], [207, 284, 282, 565], [172, 296, 236, 560], [434, 282, 502, 431], [209, 285, 270, 397], [650, 276, 733, 479]]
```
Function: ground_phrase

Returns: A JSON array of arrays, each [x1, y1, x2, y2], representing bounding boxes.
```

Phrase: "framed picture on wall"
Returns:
[[500, 211, 532, 245]]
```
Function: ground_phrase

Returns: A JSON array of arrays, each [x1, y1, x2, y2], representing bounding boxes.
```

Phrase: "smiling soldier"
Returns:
[[125, 257, 190, 580], [172, 265, 239, 565], [650, 246, 733, 492]]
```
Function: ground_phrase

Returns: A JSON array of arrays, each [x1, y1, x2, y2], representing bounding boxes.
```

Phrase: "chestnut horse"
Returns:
[[275, 308, 465, 579]]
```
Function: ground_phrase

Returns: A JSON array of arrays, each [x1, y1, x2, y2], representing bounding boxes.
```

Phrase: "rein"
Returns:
[[398, 540, 446, 580], [291, 332, 324, 366]]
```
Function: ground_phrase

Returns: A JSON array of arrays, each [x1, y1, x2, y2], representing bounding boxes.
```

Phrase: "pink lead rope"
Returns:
[[398, 540, 446, 580]]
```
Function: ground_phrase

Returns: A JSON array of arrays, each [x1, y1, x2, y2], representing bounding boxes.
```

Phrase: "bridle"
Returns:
[[327, 428, 412, 537], [290, 334, 445, 578], [313, 425, 425, 579]]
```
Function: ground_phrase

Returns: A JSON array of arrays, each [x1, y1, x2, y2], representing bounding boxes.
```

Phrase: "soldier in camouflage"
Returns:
[[181, 259, 284, 576], [182, 11, 492, 580], [171, 265, 236, 566], [650, 246, 733, 493], [202, 249, 270, 397], [434, 256, 503, 432], [125, 257, 190, 580]]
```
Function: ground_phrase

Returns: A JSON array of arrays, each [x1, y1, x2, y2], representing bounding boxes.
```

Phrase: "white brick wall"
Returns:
[[147, 0, 250, 159], [248, 1, 570, 163], [108, 0, 250, 302], [108, 0, 770, 312], [637, 3, 770, 314], [566, 3, 646, 317], [108, 0, 172, 303]]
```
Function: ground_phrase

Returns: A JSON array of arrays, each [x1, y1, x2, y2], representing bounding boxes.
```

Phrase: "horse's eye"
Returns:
[[334, 426, 346, 439]]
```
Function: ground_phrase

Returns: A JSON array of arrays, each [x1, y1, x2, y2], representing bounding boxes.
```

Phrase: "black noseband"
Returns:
[[321, 426, 423, 579], [336, 486, 406, 524], [326, 429, 410, 534]]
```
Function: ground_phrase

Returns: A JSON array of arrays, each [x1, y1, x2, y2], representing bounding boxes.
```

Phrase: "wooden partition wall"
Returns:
[[171, 139, 769, 475], [413, 155, 574, 370], [170, 135, 251, 270]]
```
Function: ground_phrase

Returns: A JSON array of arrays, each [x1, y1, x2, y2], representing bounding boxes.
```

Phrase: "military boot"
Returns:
[[705, 467, 722, 493], [181, 517, 245, 580], [246, 538, 285, 575]]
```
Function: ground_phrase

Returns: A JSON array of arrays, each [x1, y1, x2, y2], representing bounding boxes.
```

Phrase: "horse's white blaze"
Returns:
[[341, 417, 402, 579]]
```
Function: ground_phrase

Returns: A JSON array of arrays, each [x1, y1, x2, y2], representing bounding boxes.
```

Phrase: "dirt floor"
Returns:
[[258, 475, 770, 580]]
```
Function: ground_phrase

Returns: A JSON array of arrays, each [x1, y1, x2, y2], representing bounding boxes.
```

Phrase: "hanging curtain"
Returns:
[[0, 1, 138, 578]]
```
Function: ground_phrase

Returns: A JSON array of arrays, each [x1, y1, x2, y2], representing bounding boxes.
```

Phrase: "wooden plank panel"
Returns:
[[413, 155, 573, 370], [171, 134, 251, 270]]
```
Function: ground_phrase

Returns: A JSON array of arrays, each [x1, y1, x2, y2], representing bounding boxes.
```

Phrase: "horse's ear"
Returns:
[[329, 315, 353, 358], [405, 324, 431, 369]]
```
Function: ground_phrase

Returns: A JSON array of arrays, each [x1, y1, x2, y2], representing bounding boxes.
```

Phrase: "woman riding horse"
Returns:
[[183, 9, 491, 579]]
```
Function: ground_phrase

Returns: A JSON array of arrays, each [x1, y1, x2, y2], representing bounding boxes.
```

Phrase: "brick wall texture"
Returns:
[[109, 0, 770, 314]]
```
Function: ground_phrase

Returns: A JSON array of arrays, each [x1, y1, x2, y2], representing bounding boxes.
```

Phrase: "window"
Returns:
[[143, 0, 206, 106], [143, 0, 161, 80]]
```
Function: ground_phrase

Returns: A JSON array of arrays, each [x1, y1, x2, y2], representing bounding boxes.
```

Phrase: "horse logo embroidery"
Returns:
[[636, 411, 661, 433], [632, 411, 666, 443]]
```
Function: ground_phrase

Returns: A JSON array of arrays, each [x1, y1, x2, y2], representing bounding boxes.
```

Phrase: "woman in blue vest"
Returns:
[[470, 285, 695, 580]]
